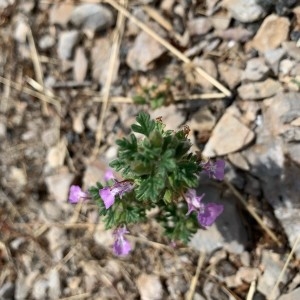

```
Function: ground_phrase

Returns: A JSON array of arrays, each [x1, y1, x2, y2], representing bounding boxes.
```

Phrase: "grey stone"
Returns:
[[136, 274, 163, 300], [242, 58, 270, 81], [57, 30, 79, 60], [189, 183, 248, 254], [279, 287, 300, 300], [126, 30, 167, 71], [264, 48, 286, 74], [203, 109, 255, 157], [238, 78, 282, 100], [218, 63, 242, 89], [250, 14, 290, 53], [263, 92, 300, 135], [70, 4, 114, 32], [188, 17, 212, 36], [257, 250, 288, 298], [223, 0, 266, 23], [39, 34, 55, 50], [282, 41, 300, 61]]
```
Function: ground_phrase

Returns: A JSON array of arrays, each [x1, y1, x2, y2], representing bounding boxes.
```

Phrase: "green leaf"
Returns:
[[131, 112, 155, 137], [136, 174, 165, 202], [133, 95, 146, 104]]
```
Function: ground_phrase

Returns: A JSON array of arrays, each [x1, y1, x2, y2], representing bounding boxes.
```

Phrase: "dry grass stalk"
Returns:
[[0, 76, 61, 110], [246, 280, 256, 300], [26, 24, 48, 115], [225, 180, 281, 246], [142, 5, 185, 44], [269, 235, 300, 300], [185, 252, 206, 300], [93, 0, 127, 157], [104, 0, 231, 97]]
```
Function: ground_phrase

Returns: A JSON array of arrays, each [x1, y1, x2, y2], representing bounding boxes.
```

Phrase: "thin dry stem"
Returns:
[[185, 252, 206, 300], [27, 24, 48, 114], [93, 0, 127, 157], [58, 293, 91, 300], [0, 76, 61, 110], [269, 235, 300, 300], [246, 280, 256, 300], [104, 0, 231, 97], [224, 179, 281, 246]]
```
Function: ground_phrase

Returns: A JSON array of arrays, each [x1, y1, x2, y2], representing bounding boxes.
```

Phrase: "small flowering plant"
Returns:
[[69, 112, 225, 255]]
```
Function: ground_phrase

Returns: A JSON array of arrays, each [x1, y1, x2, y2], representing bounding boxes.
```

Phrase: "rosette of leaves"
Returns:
[[90, 112, 202, 243]]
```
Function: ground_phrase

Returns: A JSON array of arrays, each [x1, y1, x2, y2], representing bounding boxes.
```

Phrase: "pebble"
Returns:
[[189, 183, 248, 254], [218, 63, 242, 89], [45, 171, 74, 202], [188, 17, 212, 36], [222, 0, 266, 23], [264, 48, 286, 74], [38, 34, 55, 50], [279, 287, 300, 300], [136, 274, 163, 300], [49, 2, 73, 27], [57, 30, 79, 60], [13, 20, 28, 43], [242, 57, 269, 81], [203, 109, 255, 157], [250, 14, 290, 53], [126, 30, 167, 71], [70, 4, 114, 32], [237, 78, 282, 100], [282, 41, 300, 61], [73, 47, 88, 83], [193, 58, 217, 91], [257, 251, 287, 298]]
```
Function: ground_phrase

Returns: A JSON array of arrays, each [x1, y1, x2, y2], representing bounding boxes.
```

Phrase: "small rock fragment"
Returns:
[[279, 287, 300, 300], [39, 34, 55, 50], [45, 170, 74, 202], [223, 0, 266, 23], [242, 57, 269, 81], [238, 78, 282, 100], [136, 274, 163, 300], [264, 48, 286, 74], [188, 17, 212, 36], [50, 2, 73, 27], [257, 251, 288, 298], [70, 4, 114, 32], [203, 110, 255, 156], [57, 30, 79, 60], [14, 20, 28, 43], [228, 153, 250, 171], [216, 26, 253, 42], [218, 63, 242, 89], [282, 41, 300, 61], [193, 58, 217, 90], [73, 47, 88, 83], [92, 36, 119, 85], [127, 31, 167, 71], [250, 14, 290, 52]]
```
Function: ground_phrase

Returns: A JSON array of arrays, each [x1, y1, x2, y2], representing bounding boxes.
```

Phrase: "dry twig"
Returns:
[[224, 179, 281, 246], [93, 0, 127, 156], [104, 0, 231, 97], [185, 252, 206, 300], [269, 235, 300, 300]]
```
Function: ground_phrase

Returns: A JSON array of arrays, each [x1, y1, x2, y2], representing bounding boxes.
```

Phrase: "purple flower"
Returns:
[[185, 189, 205, 215], [197, 203, 224, 227], [99, 181, 134, 209], [201, 159, 225, 181], [113, 227, 132, 256], [104, 169, 115, 181], [184, 189, 224, 227], [68, 185, 89, 204]]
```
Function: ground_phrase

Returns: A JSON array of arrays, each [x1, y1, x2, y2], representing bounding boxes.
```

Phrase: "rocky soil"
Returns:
[[0, 0, 300, 299]]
